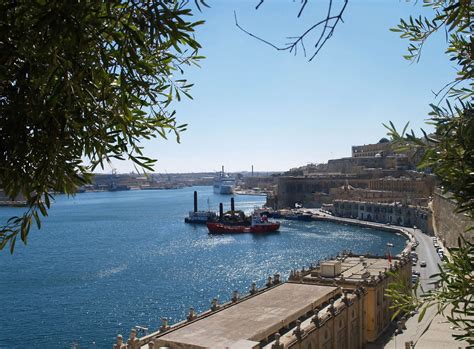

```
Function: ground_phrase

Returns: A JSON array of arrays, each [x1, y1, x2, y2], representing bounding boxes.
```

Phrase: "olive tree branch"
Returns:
[[234, 0, 348, 61]]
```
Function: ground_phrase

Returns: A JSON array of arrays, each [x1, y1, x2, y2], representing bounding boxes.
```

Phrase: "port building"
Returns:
[[115, 253, 412, 349]]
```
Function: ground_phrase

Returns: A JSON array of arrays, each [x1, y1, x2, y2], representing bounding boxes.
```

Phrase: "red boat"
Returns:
[[207, 214, 280, 234]]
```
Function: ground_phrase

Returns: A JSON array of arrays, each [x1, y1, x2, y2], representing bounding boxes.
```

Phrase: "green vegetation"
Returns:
[[0, 1, 205, 253], [385, 0, 473, 344]]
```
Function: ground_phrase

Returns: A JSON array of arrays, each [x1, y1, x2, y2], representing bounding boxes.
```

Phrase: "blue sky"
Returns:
[[111, 1, 454, 174]]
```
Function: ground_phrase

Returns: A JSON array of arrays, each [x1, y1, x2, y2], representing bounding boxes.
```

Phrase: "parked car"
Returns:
[[412, 270, 421, 277], [420, 261, 427, 267]]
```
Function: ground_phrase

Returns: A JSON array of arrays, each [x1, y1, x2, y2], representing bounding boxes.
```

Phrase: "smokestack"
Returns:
[[252, 165, 254, 177], [231, 197, 235, 212], [193, 191, 198, 213], [222, 165, 224, 175], [219, 203, 223, 219]]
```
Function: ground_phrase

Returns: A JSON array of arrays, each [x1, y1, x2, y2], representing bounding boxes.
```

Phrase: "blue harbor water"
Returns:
[[0, 186, 406, 348]]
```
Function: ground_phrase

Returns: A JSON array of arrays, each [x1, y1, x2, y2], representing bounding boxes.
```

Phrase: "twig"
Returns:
[[235, 0, 349, 61]]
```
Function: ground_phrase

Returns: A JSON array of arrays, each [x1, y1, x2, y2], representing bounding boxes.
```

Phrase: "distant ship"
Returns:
[[185, 191, 217, 224], [185, 210, 217, 224], [213, 166, 235, 195]]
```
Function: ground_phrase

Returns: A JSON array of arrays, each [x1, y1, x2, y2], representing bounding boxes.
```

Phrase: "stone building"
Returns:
[[116, 253, 412, 349], [333, 200, 433, 235], [432, 189, 474, 247], [273, 171, 433, 209], [298, 256, 412, 344], [368, 176, 436, 198], [326, 155, 414, 173], [352, 139, 392, 158], [275, 175, 372, 209], [329, 186, 408, 204]]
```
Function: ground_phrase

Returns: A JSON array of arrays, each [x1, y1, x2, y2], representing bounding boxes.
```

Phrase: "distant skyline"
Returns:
[[105, 1, 453, 174]]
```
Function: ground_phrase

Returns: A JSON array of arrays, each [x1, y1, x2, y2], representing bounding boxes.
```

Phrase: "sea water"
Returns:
[[0, 186, 406, 348]]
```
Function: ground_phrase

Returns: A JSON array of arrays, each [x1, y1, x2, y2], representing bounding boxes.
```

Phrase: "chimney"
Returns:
[[193, 191, 198, 213]]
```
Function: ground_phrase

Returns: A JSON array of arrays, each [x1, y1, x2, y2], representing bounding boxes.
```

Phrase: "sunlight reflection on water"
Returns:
[[0, 187, 406, 348]]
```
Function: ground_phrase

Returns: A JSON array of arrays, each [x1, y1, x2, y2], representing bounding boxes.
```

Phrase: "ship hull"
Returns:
[[185, 211, 217, 224], [207, 222, 280, 234], [213, 184, 234, 195]]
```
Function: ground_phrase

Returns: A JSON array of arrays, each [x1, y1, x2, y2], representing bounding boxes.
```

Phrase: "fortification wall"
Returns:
[[432, 189, 473, 248]]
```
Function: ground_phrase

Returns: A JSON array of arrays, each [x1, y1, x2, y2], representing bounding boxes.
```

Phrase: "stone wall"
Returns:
[[242, 176, 276, 190], [276, 176, 372, 208], [269, 291, 366, 349], [329, 187, 408, 203], [432, 189, 473, 247], [368, 175, 436, 197]]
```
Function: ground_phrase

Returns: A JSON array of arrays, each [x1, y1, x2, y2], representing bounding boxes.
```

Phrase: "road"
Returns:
[[308, 209, 442, 290], [410, 227, 442, 291]]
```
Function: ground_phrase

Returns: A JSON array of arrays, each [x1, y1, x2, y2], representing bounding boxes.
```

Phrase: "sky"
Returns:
[[109, 0, 455, 174]]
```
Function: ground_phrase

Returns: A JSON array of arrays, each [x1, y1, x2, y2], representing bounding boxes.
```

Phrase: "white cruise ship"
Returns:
[[213, 166, 235, 195]]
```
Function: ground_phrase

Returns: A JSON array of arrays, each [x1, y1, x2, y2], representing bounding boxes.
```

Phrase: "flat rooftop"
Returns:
[[340, 257, 391, 279], [153, 283, 338, 349], [303, 257, 393, 283]]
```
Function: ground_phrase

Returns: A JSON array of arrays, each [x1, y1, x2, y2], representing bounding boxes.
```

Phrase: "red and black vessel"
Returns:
[[206, 214, 280, 234]]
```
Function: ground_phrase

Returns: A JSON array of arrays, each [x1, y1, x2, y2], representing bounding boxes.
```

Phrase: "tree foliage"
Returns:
[[386, 0, 473, 218], [385, 0, 473, 344], [0, 1, 204, 253]]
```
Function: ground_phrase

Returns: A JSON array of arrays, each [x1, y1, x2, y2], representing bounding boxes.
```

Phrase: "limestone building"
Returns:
[[333, 200, 433, 235], [115, 254, 412, 349], [352, 139, 392, 158]]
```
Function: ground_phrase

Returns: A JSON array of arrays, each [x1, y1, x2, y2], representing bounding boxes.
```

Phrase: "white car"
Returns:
[[420, 261, 427, 267]]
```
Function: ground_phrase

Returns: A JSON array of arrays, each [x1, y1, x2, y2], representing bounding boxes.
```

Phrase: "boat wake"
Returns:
[[97, 264, 128, 279], [192, 236, 237, 249]]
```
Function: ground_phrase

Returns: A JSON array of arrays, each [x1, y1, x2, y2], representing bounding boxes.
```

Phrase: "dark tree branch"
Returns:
[[297, 0, 308, 18], [235, 0, 348, 61]]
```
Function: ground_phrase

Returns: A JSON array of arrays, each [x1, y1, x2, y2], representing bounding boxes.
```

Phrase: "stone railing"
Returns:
[[113, 273, 283, 348], [263, 290, 362, 348]]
